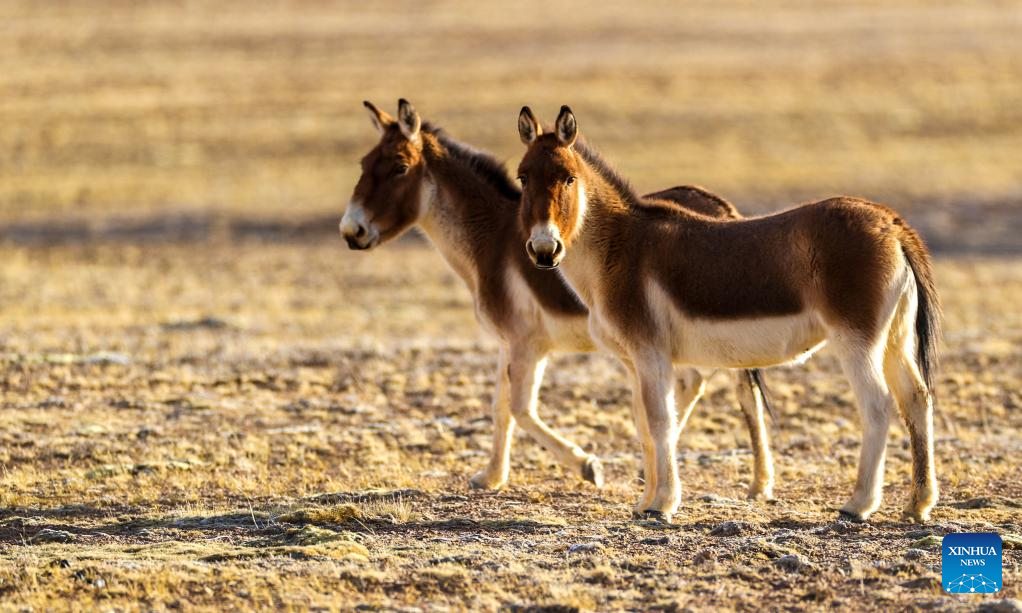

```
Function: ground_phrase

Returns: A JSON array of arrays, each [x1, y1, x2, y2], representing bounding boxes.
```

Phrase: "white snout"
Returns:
[[527, 222, 565, 268], [340, 201, 379, 249], [529, 223, 562, 252]]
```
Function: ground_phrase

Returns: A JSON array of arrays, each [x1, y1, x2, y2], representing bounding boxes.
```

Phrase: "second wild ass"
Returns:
[[341, 100, 776, 498]]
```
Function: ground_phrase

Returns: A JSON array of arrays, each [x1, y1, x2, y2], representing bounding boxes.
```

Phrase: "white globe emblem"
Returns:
[[945, 574, 998, 594]]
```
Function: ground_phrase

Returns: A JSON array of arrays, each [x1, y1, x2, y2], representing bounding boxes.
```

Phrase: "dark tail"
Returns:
[[900, 226, 942, 392], [745, 369, 774, 422]]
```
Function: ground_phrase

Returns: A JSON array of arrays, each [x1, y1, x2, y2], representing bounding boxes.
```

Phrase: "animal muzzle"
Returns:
[[526, 235, 564, 269], [339, 216, 378, 251]]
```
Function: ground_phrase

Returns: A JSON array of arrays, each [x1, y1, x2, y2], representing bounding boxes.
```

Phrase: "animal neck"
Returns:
[[414, 131, 520, 289], [558, 159, 631, 305]]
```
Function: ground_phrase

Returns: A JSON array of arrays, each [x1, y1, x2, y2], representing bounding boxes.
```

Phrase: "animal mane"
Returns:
[[572, 137, 642, 207], [421, 122, 521, 201], [574, 138, 722, 219]]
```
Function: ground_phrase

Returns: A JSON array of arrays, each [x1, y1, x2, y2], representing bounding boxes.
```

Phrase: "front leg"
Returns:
[[623, 361, 657, 516], [470, 347, 516, 490], [506, 343, 603, 487], [632, 350, 682, 521], [590, 322, 654, 511]]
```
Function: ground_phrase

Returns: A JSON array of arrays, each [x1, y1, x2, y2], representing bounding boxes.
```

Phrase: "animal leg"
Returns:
[[735, 370, 776, 500], [470, 347, 516, 490], [634, 352, 682, 521], [884, 289, 938, 523], [625, 363, 657, 515], [674, 368, 705, 437], [835, 341, 894, 522], [507, 346, 603, 487]]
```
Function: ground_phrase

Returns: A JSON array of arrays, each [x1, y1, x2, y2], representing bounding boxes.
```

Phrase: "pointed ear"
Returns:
[[555, 105, 577, 147], [518, 107, 542, 145], [363, 100, 394, 134], [396, 98, 421, 142]]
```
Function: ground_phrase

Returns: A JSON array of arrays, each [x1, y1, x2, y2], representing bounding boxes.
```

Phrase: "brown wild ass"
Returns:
[[516, 106, 941, 523], [340, 100, 776, 498]]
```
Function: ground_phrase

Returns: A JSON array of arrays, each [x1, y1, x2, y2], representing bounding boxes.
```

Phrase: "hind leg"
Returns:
[[735, 371, 775, 500], [886, 351, 938, 522], [834, 341, 895, 522], [675, 368, 706, 436], [884, 299, 939, 523]]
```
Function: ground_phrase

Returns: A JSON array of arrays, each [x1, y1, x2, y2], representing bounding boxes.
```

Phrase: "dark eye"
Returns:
[[394, 165, 409, 176], [566, 176, 575, 185], [517, 175, 527, 186]]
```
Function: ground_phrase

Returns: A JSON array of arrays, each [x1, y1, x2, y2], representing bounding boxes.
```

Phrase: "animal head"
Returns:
[[341, 99, 428, 250], [516, 105, 585, 269]]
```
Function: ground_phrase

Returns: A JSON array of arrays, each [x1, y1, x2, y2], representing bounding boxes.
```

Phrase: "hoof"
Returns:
[[581, 456, 605, 488], [901, 508, 931, 524], [747, 488, 775, 502], [837, 509, 867, 523], [637, 509, 673, 524], [468, 472, 505, 491]]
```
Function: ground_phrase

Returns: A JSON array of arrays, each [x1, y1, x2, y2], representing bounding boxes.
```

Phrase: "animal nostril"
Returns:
[[526, 240, 536, 258], [355, 225, 366, 239], [552, 241, 563, 257]]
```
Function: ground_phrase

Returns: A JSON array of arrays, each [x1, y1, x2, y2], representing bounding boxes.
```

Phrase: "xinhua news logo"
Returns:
[[942, 533, 1002, 594]]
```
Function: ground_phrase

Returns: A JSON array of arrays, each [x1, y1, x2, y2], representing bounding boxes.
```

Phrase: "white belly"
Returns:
[[648, 280, 827, 368]]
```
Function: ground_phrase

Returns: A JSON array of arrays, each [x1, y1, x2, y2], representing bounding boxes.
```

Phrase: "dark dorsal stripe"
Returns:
[[574, 140, 735, 221], [422, 123, 521, 201]]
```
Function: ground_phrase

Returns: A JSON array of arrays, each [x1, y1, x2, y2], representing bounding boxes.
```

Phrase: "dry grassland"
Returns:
[[1, 0, 1021, 610], [0, 244, 1020, 610]]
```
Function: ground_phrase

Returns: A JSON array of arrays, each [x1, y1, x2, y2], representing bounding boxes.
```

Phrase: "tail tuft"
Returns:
[[900, 227, 942, 392], [746, 369, 775, 422]]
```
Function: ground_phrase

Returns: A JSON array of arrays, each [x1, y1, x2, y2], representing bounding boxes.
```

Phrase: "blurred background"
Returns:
[[1, 0, 1020, 250]]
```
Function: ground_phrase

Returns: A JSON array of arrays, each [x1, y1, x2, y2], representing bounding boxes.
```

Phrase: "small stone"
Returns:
[[1002, 534, 1022, 550], [83, 352, 131, 366], [161, 316, 230, 331], [31, 528, 76, 544], [911, 535, 943, 549], [774, 553, 807, 573], [709, 520, 745, 537], [640, 536, 669, 546], [977, 599, 1022, 613], [900, 576, 939, 589], [904, 548, 927, 560], [568, 542, 605, 555]]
